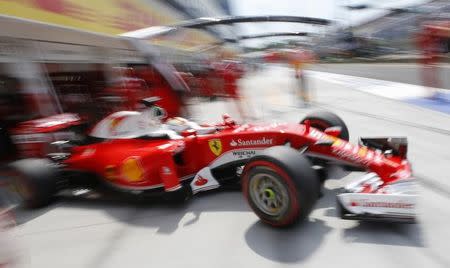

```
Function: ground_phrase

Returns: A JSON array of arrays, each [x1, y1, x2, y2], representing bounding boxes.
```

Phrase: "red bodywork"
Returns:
[[62, 120, 411, 191], [8, 67, 184, 159], [416, 21, 450, 90], [11, 113, 83, 158]]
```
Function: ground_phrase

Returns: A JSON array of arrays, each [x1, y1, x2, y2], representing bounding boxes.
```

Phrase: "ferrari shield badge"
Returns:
[[208, 139, 222, 156]]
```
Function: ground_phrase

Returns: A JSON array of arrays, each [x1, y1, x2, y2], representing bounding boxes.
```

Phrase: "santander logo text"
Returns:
[[230, 137, 273, 147]]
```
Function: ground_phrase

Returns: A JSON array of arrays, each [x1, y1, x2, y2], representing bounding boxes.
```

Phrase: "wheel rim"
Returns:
[[249, 172, 290, 217]]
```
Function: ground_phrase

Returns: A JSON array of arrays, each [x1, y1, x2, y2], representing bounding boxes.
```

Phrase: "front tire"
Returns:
[[9, 159, 59, 208], [242, 146, 319, 227], [301, 110, 349, 141]]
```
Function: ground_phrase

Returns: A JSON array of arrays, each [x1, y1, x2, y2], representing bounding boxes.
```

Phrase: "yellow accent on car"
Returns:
[[208, 139, 223, 156], [358, 147, 368, 157], [333, 139, 343, 147], [121, 157, 144, 182]]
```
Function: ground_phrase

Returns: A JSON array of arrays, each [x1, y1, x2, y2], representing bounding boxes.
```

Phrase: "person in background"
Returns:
[[215, 50, 251, 121], [416, 22, 449, 100], [290, 49, 316, 107]]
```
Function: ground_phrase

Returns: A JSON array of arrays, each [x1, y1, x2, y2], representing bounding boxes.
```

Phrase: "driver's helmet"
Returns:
[[141, 105, 167, 129], [150, 105, 166, 118]]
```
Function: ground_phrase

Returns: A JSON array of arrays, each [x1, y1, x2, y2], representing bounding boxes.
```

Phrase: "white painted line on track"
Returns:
[[318, 63, 450, 68], [306, 70, 449, 100]]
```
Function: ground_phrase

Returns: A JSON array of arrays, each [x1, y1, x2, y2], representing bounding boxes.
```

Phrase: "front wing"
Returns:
[[337, 173, 418, 223]]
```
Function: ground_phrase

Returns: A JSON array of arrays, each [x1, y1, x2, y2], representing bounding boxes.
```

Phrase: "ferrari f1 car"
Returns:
[[8, 98, 417, 227]]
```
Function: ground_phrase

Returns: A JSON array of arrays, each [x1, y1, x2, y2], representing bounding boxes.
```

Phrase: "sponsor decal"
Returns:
[[232, 150, 256, 159], [194, 176, 208, 186], [230, 137, 273, 147], [310, 129, 340, 144], [208, 139, 223, 156], [309, 129, 329, 140], [350, 200, 414, 209], [332, 143, 372, 165], [110, 116, 127, 134]]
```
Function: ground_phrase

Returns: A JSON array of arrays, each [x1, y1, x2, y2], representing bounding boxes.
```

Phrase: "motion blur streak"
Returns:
[[0, 0, 449, 267]]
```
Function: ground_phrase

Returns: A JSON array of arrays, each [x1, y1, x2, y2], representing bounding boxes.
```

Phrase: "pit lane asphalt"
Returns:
[[312, 63, 450, 90], [12, 65, 450, 268]]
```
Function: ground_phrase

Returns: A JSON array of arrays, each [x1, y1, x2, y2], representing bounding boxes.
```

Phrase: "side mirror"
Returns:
[[181, 129, 197, 137], [324, 126, 342, 138]]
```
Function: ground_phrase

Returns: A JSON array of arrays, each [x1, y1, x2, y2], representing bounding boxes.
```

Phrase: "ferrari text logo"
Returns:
[[208, 139, 223, 156]]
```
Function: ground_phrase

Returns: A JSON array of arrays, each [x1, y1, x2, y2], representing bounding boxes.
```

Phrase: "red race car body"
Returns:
[[70, 120, 409, 192], [9, 101, 418, 226]]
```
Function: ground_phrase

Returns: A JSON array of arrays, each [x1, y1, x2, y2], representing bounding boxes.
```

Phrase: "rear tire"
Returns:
[[242, 146, 319, 227], [301, 110, 349, 141], [9, 159, 59, 208]]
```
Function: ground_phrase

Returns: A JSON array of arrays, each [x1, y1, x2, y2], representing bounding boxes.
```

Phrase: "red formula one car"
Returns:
[[8, 98, 417, 227]]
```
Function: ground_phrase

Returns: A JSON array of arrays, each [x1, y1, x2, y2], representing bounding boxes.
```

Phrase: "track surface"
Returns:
[[11, 65, 450, 268], [312, 63, 450, 90]]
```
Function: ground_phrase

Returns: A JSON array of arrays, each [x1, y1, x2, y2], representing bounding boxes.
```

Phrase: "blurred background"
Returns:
[[0, 0, 449, 267]]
